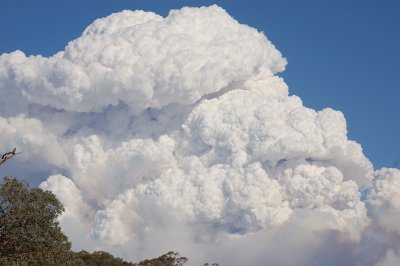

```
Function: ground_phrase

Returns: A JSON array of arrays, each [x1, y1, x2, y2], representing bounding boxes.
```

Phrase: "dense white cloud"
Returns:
[[0, 115, 66, 167], [0, 6, 285, 114], [0, 5, 398, 265], [366, 168, 400, 234], [376, 249, 400, 266]]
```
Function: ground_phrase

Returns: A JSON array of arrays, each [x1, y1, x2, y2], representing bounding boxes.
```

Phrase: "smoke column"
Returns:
[[1, 5, 399, 265]]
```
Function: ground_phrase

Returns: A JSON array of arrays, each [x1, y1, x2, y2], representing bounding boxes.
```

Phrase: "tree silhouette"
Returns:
[[77, 250, 135, 266], [134, 251, 188, 266], [0, 177, 83, 265]]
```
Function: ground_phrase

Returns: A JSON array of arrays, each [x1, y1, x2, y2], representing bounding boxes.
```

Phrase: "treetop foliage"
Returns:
[[76, 250, 134, 266], [134, 251, 188, 266], [0, 177, 82, 265]]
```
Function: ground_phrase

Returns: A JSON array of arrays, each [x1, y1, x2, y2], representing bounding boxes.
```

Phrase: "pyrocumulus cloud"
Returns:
[[1, 5, 399, 265]]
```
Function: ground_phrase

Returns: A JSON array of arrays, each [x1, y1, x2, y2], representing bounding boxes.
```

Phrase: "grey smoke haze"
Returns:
[[0, 5, 399, 265]]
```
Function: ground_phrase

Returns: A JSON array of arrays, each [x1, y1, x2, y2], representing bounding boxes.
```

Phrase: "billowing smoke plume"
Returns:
[[0, 5, 398, 265]]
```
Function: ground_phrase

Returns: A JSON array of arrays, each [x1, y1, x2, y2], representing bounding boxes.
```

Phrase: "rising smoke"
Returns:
[[0, 5, 399, 266]]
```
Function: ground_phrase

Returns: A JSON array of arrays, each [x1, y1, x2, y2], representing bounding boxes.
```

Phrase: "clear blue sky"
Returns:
[[0, 0, 399, 169]]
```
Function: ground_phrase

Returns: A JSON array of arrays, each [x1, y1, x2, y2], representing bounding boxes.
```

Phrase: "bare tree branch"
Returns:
[[0, 148, 21, 166]]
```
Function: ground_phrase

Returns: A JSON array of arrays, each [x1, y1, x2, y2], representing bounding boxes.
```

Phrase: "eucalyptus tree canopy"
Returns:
[[0, 177, 82, 265]]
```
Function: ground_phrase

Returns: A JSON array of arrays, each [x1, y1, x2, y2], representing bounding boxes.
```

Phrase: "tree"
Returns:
[[76, 250, 134, 266], [134, 251, 188, 266], [0, 177, 83, 265]]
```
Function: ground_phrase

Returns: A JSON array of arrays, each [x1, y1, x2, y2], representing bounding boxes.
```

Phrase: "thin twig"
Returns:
[[0, 148, 21, 166]]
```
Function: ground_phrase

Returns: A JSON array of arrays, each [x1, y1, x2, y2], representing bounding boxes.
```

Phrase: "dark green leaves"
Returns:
[[0, 177, 82, 265]]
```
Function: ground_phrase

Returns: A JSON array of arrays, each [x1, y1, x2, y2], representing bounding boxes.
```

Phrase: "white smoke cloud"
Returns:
[[0, 5, 398, 265], [0, 7, 285, 114], [376, 249, 400, 266], [366, 168, 400, 234]]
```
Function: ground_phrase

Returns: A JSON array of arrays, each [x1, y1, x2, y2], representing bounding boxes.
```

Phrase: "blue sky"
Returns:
[[0, 0, 398, 169]]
